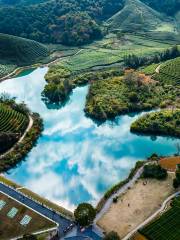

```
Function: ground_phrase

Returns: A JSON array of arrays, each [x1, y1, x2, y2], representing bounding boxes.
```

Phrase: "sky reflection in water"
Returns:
[[0, 68, 178, 210]]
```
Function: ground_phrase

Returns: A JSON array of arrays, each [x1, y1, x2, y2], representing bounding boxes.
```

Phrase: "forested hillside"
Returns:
[[0, 0, 124, 45], [0, 0, 179, 46]]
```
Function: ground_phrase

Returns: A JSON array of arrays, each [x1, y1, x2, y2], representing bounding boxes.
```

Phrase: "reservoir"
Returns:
[[0, 67, 178, 210]]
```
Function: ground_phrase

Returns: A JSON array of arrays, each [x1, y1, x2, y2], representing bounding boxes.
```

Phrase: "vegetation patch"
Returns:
[[131, 110, 180, 138], [142, 164, 168, 180], [139, 197, 180, 240], [85, 69, 175, 121], [74, 203, 96, 227], [0, 100, 29, 154], [0, 96, 43, 172], [42, 64, 123, 105]]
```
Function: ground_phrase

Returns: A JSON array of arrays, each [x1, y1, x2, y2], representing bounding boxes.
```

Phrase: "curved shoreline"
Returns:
[[0, 112, 43, 173]]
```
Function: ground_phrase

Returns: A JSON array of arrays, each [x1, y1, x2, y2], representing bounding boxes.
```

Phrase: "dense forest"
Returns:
[[0, 0, 124, 45], [0, 0, 179, 46], [141, 0, 180, 16]]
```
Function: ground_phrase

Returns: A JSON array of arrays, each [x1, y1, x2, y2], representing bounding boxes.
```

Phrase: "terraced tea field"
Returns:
[[0, 64, 16, 78], [139, 197, 180, 240], [61, 34, 173, 71], [154, 57, 180, 85], [0, 103, 28, 134]]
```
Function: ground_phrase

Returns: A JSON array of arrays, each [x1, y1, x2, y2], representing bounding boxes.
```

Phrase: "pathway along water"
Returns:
[[0, 67, 179, 210]]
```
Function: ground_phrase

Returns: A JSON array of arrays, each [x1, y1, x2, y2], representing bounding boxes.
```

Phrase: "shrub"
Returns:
[[142, 164, 167, 180], [74, 203, 96, 227]]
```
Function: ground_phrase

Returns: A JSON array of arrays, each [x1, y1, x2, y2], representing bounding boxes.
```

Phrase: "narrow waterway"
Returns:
[[0, 67, 178, 210]]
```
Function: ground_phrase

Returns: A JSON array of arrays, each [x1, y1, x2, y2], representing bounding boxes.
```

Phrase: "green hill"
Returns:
[[107, 0, 174, 32], [0, 33, 49, 78], [0, 0, 179, 46], [0, 33, 49, 66]]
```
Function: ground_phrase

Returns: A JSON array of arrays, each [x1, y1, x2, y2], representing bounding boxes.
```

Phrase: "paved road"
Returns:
[[0, 182, 73, 236], [122, 191, 180, 240]]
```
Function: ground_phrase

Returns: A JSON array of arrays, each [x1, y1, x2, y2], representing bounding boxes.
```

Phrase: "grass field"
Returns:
[[139, 197, 180, 240], [0, 192, 56, 240]]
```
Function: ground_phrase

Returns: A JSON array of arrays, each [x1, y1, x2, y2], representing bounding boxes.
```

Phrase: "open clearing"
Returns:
[[98, 174, 174, 238], [0, 192, 56, 240]]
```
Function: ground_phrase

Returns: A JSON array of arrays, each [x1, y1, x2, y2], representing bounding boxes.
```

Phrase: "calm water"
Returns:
[[0, 67, 179, 210]]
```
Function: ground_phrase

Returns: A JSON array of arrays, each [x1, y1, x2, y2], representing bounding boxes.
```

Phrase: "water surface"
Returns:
[[0, 68, 178, 210]]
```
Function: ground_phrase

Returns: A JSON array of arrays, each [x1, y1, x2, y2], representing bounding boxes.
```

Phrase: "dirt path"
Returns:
[[0, 115, 33, 159], [95, 166, 144, 223], [155, 64, 161, 73]]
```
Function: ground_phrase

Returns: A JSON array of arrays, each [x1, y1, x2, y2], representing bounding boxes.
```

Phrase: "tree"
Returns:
[[142, 164, 167, 180], [103, 231, 120, 240], [74, 203, 96, 227]]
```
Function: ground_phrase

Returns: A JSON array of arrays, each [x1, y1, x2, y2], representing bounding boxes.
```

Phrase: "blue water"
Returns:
[[0, 67, 179, 210]]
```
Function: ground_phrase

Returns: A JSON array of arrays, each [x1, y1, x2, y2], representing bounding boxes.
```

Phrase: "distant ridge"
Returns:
[[107, 0, 170, 32]]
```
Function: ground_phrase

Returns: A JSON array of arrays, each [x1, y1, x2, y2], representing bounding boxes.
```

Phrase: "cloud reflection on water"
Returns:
[[0, 68, 178, 210]]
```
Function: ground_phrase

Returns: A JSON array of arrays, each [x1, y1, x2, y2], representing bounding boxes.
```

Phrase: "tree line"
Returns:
[[124, 45, 180, 69]]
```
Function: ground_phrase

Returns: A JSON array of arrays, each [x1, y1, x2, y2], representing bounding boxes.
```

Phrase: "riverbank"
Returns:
[[131, 110, 180, 138]]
